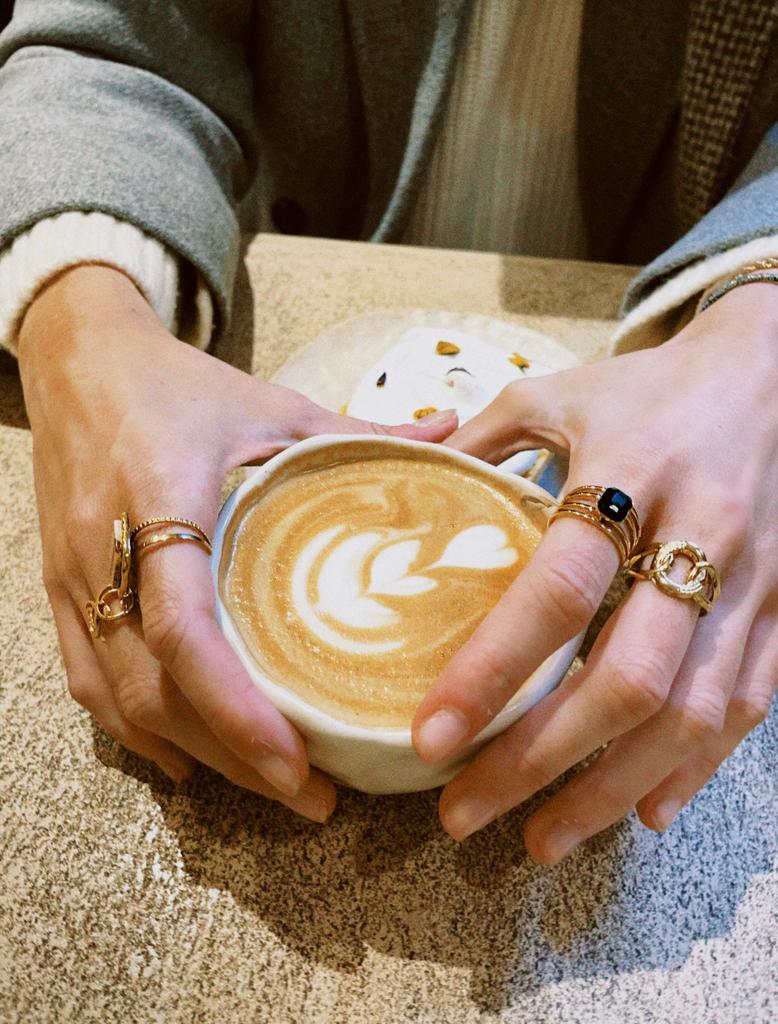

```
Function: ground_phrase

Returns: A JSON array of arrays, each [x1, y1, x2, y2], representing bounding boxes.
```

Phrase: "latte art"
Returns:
[[220, 446, 541, 728], [294, 522, 519, 656]]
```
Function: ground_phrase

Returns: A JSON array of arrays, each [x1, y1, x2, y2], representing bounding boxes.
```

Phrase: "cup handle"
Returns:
[[497, 448, 567, 498], [497, 450, 540, 477]]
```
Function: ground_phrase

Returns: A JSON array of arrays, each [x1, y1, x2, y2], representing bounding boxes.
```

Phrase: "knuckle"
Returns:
[[730, 687, 774, 730], [533, 550, 603, 632], [604, 647, 671, 724], [498, 378, 550, 425], [673, 691, 727, 746], [500, 380, 526, 408], [142, 606, 190, 668], [140, 567, 208, 669], [613, 433, 669, 486], [460, 644, 517, 719], [689, 751, 723, 782], [585, 771, 632, 817], [502, 374, 546, 403], [710, 491, 750, 563], [511, 748, 557, 794], [631, 424, 672, 461], [65, 498, 104, 547], [113, 666, 160, 730]]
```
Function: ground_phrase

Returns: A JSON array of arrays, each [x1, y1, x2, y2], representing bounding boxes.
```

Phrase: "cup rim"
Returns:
[[211, 433, 580, 748]]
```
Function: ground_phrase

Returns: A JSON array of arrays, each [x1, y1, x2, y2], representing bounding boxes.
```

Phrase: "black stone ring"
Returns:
[[547, 485, 641, 565]]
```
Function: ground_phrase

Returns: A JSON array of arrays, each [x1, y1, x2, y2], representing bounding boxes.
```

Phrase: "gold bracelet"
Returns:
[[738, 257, 778, 274], [696, 257, 778, 316]]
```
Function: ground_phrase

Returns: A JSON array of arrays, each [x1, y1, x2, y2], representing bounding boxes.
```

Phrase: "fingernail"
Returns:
[[654, 798, 683, 831], [286, 790, 333, 823], [293, 794, 332, 824], [417, 408, 456, 426], [444, 796, 499, 841], [416, 707, 471, 761], [539, 820, 581, 863], [255, 752, 303, 797]]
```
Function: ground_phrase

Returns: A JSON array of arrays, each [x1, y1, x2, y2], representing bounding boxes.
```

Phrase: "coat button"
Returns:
[[270, 197, 308, 235]]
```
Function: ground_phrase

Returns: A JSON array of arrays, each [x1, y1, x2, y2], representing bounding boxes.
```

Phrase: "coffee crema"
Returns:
[[220, 443, 542, 728]]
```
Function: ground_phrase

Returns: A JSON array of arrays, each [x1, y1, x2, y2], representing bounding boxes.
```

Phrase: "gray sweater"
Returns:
[[2, 0, 778, 339]]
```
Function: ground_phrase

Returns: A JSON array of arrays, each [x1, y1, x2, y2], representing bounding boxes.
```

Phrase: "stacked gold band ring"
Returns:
[[548, 485, 641, 563], [83, 513, 212, 640], [624, 540, 721, 613], [134, 529, 212, 554], [547, 486, 721, 611], [131, 516, 212, 557]]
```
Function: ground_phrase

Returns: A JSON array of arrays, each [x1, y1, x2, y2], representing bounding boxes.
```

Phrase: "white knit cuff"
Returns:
[[613, 234, 778, 354], [0, 211, 180, 357]]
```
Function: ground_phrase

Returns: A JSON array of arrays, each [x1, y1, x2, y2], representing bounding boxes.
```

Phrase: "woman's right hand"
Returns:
[[18, 264, 457, 821]]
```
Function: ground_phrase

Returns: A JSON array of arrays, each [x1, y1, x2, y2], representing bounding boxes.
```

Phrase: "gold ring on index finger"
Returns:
[[133, 529, 212, 557], [131, 516, 212, 556], [548, 485, 641, 566], [130, 516, 211, 543]]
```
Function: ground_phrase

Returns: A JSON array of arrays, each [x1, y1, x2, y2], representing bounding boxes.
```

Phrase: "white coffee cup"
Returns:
[[211, 435, 583, 794]]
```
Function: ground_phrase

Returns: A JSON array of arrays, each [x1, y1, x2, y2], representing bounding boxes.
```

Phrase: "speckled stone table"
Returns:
[[1, 236, 776, 1023]]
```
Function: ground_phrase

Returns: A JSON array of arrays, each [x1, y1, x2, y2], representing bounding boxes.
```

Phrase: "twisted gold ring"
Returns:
[[624, 540, 721, 613], [549, 485, 641, 565], [84, 512, 136, 640]]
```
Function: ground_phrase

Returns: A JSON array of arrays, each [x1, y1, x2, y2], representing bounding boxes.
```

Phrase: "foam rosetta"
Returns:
[[220, 447, 541, 728]]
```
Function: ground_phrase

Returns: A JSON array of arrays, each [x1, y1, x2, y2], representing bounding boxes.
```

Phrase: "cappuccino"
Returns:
[[219, 441, 542, 728]]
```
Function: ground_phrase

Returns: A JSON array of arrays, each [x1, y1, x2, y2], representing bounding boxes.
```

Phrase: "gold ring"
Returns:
[[133, 529, 212, 556], [130, 516, 211, 544], [84, 512, 136, 641], [83, 513, 212, 640], [623, 540, 721, 613], [548, 485, 641, 565]]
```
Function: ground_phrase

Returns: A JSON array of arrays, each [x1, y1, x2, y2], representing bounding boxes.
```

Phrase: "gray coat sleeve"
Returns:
[[622, 124, 778, 314], [0, 0, 256, 336]]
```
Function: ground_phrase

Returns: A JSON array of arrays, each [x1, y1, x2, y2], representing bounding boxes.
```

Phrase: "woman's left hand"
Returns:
[[411, 283, 778, 862]]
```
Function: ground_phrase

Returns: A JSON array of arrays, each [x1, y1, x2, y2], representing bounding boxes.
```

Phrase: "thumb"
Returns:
[[443, 378, 570, 464], [318, 406, 459, 443]]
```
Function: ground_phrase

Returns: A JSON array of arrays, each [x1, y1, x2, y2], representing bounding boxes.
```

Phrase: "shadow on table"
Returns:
[[92, 716, 775, 1016], [0, 349, 29, 430], [148, 766, 617, 1012], [210, 236, 256, 374], [497, 253, 636, 321]]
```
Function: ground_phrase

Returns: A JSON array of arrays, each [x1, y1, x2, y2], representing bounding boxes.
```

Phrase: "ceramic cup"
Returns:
[[211, 435, 584, 794]]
